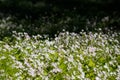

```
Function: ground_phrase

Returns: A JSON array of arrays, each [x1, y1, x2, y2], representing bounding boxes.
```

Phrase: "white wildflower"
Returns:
[[51, 68, 62, 73], [28, 68, 36, 77], [4, 44, 11, 51], [88, 46, 96, 53], [52, 63, 57, 68], [68, 55, 74, 62], [0, 56, 6, 60], [96, 77, 101, 80], [24, 59, 31, 67], [15, 61, 24, 69]]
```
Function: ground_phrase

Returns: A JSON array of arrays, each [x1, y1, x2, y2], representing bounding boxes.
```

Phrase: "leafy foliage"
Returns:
[[0, 31, 120, 79]]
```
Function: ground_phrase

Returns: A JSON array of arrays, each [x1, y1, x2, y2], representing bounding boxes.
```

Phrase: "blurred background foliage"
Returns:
[[0, 0, 120, 38], [0, 0, 120, 17]]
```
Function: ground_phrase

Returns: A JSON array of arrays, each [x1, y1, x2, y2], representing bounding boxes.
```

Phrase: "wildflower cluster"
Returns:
[[0, 31, 120, 80]]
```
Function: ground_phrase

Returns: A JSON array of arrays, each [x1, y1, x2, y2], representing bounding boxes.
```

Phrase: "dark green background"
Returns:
[[0, 0, 120, 39]]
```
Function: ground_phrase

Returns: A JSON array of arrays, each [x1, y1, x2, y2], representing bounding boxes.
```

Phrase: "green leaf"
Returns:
[[88, 59, 95, 67], [116, 55, 120, 65]]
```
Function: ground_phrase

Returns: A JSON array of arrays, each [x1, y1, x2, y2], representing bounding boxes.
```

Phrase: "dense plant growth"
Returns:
[[0, 1, 120, 79], [0, 31, 120, 79]]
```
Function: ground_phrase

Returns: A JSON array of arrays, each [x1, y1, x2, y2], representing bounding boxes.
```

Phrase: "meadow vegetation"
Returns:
[[0, 27, 120, 79], [0, 0, 120, 79]]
